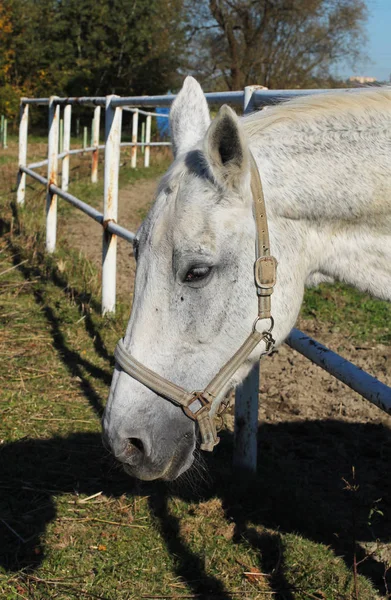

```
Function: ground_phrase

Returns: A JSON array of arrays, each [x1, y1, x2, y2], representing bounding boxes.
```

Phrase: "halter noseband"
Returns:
[[114, 151, 277, 451]]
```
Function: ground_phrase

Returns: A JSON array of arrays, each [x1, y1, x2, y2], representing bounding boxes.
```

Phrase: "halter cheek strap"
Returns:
[[114, 151, 277, 452]]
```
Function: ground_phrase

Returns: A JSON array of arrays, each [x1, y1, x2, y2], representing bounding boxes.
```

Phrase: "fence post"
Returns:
[[91, 106, 101, 183], [233, 362, 260, 472], [3, 118, 7, 149], [59, 117, 63, 153], [46, 96, 60, 253], [243, 84, 267, 113], [232, 84, 265, 472], [16, 103, 29, 205], [102, 95, 122, 315], [62, 104, 72, 192], [131, 109, 139, 168], [144, 114, 151, 167], [83, 126, 88, 151], [141, 121, 145, 154]]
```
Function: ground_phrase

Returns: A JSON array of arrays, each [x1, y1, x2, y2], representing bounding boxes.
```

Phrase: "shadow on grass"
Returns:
[[31, 285, 107, 417], [7, 220, 115, 370], [1, 421, 390, 596], [148, 488, 234, 600], [6, 239, 116, 418]]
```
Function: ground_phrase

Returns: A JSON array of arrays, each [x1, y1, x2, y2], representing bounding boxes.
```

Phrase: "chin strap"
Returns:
[[114, 151, 277, 451]]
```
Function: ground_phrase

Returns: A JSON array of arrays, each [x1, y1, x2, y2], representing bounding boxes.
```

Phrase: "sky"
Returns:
[[336, 0, 391, 82]]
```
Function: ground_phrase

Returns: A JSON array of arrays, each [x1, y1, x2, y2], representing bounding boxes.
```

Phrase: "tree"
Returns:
[[0, 0, 186, 119], [45, 0, 186, 97], [185, 0, 368, 90]]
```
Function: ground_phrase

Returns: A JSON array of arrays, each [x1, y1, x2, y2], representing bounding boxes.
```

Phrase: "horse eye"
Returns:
[[184, 266, 212, 283]]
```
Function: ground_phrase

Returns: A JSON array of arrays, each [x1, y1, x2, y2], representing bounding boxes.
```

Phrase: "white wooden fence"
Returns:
[[16, 86, 391, 471]]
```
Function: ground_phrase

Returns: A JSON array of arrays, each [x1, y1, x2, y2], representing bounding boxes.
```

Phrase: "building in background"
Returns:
[[349, 76, 377, 84]]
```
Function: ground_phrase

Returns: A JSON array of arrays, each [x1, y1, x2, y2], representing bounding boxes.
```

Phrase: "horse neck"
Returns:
[[247, 92, 391, 222], [247, 96, 391, 305], [251, 105, 391, 300]]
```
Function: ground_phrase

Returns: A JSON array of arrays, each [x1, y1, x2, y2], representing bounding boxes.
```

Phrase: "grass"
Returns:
[[302, 284, 391, 345], [0, 139, 390, 598]]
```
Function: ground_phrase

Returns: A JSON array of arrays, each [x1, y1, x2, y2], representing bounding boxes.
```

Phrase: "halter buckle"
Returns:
[[254, 256, 277, 290], [183, 391, 213, 420]]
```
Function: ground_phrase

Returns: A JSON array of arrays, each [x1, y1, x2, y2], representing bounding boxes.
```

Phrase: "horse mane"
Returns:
[[243, 87, 391, 138]]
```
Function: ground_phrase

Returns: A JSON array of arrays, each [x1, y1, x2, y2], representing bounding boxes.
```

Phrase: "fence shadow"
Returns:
[[1, 419, 390, 596], [7, 225, 115, 371], [6, 239, 115, 417], [148, 487, 234, 600]]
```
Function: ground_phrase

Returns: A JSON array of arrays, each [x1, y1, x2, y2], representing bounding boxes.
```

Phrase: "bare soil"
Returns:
[[259, 322, 391, 426], [61, 178, 157, 300], [61, 175, 391, 432]]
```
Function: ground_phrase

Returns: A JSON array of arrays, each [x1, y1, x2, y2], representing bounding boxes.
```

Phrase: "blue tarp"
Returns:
[[155, 108, 170, 138]]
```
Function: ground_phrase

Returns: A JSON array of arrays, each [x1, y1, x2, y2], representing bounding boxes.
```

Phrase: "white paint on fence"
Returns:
[[46, 97, 60, 253], [144, 114, 151, 167], [17, 103, 29, 205], [131, 109, 139, 168], [91, 105, 101, 183], [102, 95, 122, 315], [62, 104, 72, 192], [141, 122, 145, 154], [234, 361, 260, 471]]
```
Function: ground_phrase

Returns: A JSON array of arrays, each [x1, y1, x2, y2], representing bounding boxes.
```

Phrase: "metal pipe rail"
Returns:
[[27, 142, 171, 171], [21, 166, 136, 244], [121, 141, 171, 147], [123, 107, 169, 118], [17, 85, 391, 474], [286, 329, 391, 414], [21, 97, 107, 107], [20, 88, 356, 109]]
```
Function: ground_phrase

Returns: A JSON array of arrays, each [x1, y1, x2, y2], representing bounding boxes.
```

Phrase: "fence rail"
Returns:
[[17, 85, 391, 471]]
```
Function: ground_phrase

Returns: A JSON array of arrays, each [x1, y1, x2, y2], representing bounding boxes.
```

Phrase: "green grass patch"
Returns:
[[302, 283, 391, 344]]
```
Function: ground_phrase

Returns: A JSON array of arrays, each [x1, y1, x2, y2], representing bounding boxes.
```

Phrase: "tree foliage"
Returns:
[[185, 0, 368, 90], [0, 0, 369, 120], [0, 0, 185, 118]]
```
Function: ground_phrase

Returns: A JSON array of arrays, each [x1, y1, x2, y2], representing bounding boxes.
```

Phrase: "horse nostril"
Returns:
[[124, 437, 144, 460]]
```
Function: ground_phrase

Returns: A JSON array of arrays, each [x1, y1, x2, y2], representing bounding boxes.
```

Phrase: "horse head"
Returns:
[[102, 77, 302, 480]]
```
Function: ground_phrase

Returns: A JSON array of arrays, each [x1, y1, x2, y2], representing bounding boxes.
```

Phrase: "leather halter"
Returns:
[[114, 151, 277, 451]]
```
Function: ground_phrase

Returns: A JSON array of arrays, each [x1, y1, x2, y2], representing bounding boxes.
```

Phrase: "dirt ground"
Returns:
[[61, 175, 391, 431], [61, 177, 156, 300]]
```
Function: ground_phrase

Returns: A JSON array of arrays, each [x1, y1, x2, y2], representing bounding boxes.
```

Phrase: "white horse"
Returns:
[[103, 77, 391, 481]]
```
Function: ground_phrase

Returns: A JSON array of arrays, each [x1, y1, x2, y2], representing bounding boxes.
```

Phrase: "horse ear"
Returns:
[[204, 104, 249, 191], [170, 77, 211, 157]]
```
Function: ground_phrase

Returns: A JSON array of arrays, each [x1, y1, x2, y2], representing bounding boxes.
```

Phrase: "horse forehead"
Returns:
[[147, 173, 219, 248]]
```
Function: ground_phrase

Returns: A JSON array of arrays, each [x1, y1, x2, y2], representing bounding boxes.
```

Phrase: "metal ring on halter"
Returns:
[[252, 315, 274, 335]]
